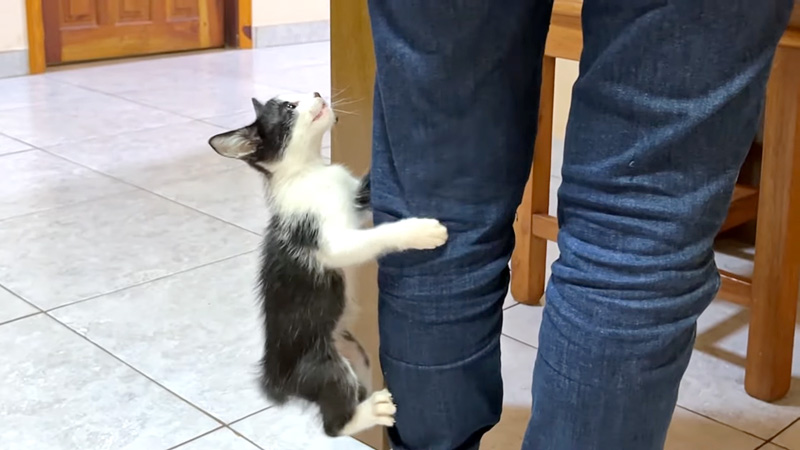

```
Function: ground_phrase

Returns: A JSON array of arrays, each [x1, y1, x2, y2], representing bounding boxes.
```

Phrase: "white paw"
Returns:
[[396, 218, 448, 251], [370, 389, 397, 427]]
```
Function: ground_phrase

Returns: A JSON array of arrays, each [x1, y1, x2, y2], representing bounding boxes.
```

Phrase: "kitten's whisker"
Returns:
[[333, 109, 358, 116]]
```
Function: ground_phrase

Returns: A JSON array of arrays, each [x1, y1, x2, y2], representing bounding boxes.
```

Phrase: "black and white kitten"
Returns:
[[208, 92, 448, 437]]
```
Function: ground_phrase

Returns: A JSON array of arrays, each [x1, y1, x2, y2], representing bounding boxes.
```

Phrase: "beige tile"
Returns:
[[678, 300, 800, 439], [503, 240, 559, 347], [775, 420, 800, 449], [665, 407, 764, 450], [503, 303, 545, 348], [483, 337, 537, 449]]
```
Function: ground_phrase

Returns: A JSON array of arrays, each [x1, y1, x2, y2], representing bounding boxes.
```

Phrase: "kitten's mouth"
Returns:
[[313, 104, 327, 122]]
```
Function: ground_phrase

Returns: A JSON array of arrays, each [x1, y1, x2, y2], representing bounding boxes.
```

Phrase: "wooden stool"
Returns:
[[511, 0, 800, 402]]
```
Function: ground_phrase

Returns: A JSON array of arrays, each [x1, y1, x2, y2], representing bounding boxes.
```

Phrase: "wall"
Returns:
[[252, 0, 331, 47], [252, 0, 329, 27], [0, 0, 29, 78], [0, 0, 27, 51], [553, 59, 578, 141]]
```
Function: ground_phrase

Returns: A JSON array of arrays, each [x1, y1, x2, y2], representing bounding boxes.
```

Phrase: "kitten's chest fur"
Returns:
[[259, 164, 362, 362]]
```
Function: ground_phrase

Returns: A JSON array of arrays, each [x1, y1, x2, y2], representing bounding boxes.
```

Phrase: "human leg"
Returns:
[[367, 1, 554, 448], [523, 2, 794, 449]]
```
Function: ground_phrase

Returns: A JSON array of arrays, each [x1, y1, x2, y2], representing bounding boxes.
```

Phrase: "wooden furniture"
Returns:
[[330, 2, 388, 449], [511, 0, 800, 402], [40, 0, 224, 64]]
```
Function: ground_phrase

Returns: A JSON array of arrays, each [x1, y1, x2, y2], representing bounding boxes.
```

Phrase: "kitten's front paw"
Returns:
[[396, 218, 448, 250]]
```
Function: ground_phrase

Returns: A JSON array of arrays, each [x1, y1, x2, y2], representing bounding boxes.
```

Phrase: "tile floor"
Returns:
[[0, 41, 798, 450]]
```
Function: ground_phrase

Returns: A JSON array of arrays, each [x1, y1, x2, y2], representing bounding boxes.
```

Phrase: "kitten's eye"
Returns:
[[285, 102, 297, 110]]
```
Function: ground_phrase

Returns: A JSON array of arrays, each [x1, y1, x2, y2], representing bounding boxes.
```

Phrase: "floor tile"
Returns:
[[232, 403, 371, 450], [0, 93, 188, 148], [52, 254, 271, 423], [174, 429, 259, 450], [251, 64, 331, 97], [0, 76, 97, 111], [0, 150, 133, 220], [46, 59, 239, 95], [183, 43, 330, 80], [503, 303, 546, 348], [665, 407, 765, 450], [775, 420, 800, 449], [482, 337, 538, 450], [0, 190, 260, 309], [0, 315, 217, 449], [678, 300, 800, 439], [763, 444, 790, 450], [46, 121, 240, 190], [0, 133, 32, 155], [152, 167, 269, 234], [503, 240, 559, 346], [115, 79, 288, 120], [0, 287, 37, 324]]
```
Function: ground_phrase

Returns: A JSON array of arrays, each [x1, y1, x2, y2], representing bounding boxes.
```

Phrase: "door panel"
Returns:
[[43, 0, 224, 64]]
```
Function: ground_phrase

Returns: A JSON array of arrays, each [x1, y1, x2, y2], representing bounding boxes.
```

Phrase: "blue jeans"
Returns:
[[368, 1, 793, 449]]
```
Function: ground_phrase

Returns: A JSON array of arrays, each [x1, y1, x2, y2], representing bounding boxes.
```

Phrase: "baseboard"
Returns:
[[253, 20, 330, 48], [0, 49, 29, 79]]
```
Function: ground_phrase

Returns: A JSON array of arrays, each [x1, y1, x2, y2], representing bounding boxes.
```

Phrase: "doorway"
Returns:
[[27, 0, 252, 72]]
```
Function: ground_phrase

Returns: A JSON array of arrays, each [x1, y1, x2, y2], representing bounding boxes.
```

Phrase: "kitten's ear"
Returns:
[[252, 98, 265, 115], [208, 125, 260, 159]]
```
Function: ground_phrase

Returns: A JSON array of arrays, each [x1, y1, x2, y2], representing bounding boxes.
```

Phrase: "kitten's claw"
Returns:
[[371, 389, 397, 427]]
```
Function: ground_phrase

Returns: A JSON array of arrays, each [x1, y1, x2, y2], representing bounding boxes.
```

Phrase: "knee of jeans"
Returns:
[[378, 289, 504, 368]]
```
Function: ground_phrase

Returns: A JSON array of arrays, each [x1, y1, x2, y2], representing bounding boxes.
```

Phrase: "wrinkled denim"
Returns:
[[367, 1, 794, 449]]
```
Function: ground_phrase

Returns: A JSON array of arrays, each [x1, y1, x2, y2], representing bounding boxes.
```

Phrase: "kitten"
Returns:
[[208, 92, 448, 437]]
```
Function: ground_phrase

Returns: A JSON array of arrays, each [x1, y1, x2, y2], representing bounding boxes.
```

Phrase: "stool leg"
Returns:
[[511, 56, 556, 305], [745, 43, 800, 402]]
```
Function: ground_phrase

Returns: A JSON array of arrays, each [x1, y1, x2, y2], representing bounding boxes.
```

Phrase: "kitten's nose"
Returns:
[[313, 92, 322, 98]]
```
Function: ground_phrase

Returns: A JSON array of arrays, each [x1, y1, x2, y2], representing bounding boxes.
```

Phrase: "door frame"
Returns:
[[25, 0, 252, 74]]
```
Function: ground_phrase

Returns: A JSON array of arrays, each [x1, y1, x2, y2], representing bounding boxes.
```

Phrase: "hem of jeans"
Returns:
[[380, 335, 500, 370]]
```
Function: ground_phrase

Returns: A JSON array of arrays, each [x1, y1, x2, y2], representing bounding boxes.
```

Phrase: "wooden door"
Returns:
[[43, 0, 224, 65]]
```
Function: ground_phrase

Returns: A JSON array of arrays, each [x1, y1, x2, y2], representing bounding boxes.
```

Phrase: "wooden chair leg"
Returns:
[[511, 56, 556, 305], [745, 43, 800, 402]]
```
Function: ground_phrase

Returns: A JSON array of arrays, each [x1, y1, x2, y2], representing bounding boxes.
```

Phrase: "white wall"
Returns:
[[554, 60, 579, 140], [252, 0, 330, 26], [0, 0, 28, 51]]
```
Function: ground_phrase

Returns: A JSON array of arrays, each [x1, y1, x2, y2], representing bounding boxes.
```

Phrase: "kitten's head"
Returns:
[[208, 92, 334, 174]]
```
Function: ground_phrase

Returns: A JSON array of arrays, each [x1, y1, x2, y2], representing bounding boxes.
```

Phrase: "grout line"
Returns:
[[0, 148, 36, 157], [227, 405, 276, 426], [501, 332, 538, 350], [165, 426, 226, 450], [38, 149, 263, 237], [763, 417, 800, 448], [503, 302, 519, 311], [675, 405, 772, 443], [0, 185, 141, 226], [0, 311, 45, 327], [0, 131, 37, 150], [225, 424, 268, 450], [45, 314, 229, 428], [46, 249, 256, 314]]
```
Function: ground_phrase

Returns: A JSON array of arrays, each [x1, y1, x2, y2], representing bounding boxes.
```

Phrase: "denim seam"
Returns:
[[380, 335, 500, 370]]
